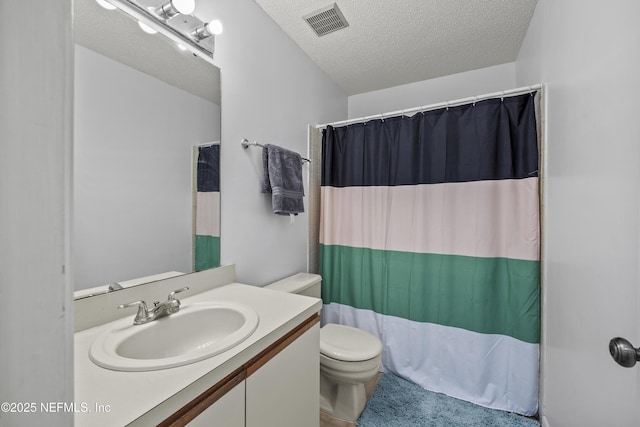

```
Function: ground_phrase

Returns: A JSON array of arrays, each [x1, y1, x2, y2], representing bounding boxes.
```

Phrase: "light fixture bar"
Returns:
[[106, 0, 215, 65]]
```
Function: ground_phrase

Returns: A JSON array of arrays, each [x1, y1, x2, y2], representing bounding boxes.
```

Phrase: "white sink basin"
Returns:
[[89, 302, 259, 371]]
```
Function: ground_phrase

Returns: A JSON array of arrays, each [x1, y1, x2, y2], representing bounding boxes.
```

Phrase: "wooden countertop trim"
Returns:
[[158, 368, 245, 427]]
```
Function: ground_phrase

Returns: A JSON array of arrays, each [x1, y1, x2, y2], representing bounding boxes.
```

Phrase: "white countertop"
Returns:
[[74, 283, 322, 426]]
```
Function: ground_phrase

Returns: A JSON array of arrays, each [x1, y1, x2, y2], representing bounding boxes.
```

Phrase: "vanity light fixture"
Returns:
[[96, 0, 117, 10], [153, 0, 195, 20], [103, 0, 221, 65], [192, 19, 223, 40]]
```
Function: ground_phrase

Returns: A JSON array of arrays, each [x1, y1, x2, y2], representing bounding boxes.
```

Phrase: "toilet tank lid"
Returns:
[[264, 273, 321, 293]]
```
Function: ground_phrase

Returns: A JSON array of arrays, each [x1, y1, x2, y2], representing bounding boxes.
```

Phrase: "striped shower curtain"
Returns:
[[319, 93, 540, 415], [194, 143, 220, 270]]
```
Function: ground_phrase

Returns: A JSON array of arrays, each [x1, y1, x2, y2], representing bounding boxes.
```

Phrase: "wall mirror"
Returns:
[[73, 0, 221, 298]]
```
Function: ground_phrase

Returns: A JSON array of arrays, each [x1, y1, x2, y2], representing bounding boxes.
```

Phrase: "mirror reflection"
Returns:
[[73, 0, 221, 297]]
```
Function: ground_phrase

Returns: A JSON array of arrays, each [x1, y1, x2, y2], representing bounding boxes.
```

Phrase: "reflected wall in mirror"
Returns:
[[74, 0, 221, 296]]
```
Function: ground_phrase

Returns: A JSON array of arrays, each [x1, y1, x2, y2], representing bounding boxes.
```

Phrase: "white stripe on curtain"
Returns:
[[323, 302, 539, 416]]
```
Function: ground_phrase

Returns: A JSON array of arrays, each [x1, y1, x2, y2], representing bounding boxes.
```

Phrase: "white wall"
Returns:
[[0, 2, 74, 427], [74, 45, 220, 290], [195, 0, 348, 286], [516, 1, 640, 426], [1, 1, 344, 425], [348, 63, 516, 118]]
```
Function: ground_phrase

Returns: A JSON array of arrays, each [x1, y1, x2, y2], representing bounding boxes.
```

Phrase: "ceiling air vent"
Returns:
[[303, 3, 349, 37]]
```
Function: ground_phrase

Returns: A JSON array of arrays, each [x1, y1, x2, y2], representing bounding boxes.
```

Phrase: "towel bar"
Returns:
[[241, 138, 310, 163]]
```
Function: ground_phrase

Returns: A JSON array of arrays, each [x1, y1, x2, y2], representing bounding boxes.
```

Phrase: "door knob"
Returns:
[[609, 337, 640, 367]]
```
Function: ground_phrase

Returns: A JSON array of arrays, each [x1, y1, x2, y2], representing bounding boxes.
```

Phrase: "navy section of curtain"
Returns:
[[320, 93, 540, 415], [322, 96, 538, 187]]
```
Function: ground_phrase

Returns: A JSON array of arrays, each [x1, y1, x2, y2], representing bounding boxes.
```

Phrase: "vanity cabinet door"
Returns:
[[187, 380, 245, 427], [246, 322, 320, 427]]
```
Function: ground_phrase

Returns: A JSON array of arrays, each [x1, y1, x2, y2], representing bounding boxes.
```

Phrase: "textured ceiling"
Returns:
[[75, 0, 537, 101], [254, 0, 538, 95], [75, 0, 220, 104]]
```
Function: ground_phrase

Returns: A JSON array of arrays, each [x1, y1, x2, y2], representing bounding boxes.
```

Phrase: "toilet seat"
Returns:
[[320, 352, 381, 376], [320, 324, 383, 362]]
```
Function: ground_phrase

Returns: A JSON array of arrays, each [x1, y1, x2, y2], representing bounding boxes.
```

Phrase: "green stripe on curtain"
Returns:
[[195, 235, 220, 271], [320, 244, 540, 344]]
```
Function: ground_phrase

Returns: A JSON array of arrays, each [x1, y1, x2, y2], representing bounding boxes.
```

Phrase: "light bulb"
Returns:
[[207, 19, 223, 35], [155, 0, 195, 19], [96, 0, 116, 10], [172, 0, 195, 15], [138, 21, 158, 34], [192, 19, 223, 40]]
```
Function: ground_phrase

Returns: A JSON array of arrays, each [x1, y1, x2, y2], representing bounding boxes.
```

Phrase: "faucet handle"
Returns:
[[168, 286, 189, 301], [118, 300, 150, 322]]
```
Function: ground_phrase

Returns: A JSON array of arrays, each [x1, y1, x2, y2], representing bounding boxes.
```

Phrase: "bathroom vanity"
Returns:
[[74, 267, 322, 426]]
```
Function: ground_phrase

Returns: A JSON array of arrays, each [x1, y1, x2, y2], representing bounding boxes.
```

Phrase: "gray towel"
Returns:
[[262, 144, 305, 215]]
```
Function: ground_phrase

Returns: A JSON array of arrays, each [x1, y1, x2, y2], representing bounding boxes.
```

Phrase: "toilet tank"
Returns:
[[264, 273, 322, 298]]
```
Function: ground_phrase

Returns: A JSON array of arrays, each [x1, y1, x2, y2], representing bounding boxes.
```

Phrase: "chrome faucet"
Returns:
[[108, 283, 123, 291], [118, 287, 189, 325]]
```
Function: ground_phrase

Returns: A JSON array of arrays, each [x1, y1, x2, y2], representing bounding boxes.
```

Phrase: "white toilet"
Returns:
[[265, 273, 383, 422]]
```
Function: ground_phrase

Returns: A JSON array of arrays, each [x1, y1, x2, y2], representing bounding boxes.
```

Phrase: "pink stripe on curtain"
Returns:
[[196, 191, 221, 237], [320, 177, 539, 261]]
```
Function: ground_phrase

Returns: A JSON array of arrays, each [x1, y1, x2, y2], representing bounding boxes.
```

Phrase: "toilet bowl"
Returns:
[[318, 323, 382, 421], [265, 273, 383, 422]]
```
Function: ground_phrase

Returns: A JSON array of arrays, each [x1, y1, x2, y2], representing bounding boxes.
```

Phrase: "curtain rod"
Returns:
[[241, 138, 311, 163], [316, 83, 543, 129]]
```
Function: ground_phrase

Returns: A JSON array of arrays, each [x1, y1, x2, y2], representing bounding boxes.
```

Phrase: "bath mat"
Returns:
[[358, 373, 540, 427]]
